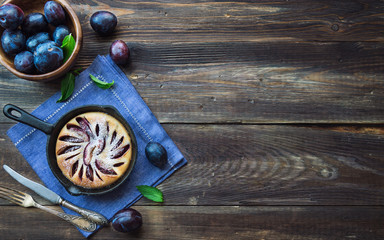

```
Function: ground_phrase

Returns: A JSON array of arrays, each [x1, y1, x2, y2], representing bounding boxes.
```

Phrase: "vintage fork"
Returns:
[[0, 185, 97, 232]]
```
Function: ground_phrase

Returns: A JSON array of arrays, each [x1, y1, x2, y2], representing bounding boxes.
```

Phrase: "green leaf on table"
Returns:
[[61, 33, 76, 63], [136, 185, 164, 203], [89, 73, 114, 89], [57, 72, 76, 102]]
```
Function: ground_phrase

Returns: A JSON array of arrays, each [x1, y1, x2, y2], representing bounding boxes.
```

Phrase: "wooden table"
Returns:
[[1, 0, 383, 239]]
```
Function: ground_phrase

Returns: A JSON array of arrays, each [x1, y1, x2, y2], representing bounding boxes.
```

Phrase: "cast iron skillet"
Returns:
[[3, 104, 137, 196]]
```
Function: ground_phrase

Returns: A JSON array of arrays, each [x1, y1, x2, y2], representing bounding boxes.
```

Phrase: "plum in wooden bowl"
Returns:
[[0, 0, 82, 82]]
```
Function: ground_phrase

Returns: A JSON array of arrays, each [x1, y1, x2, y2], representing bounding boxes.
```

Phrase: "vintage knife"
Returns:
[[3, 165, 108, 226]]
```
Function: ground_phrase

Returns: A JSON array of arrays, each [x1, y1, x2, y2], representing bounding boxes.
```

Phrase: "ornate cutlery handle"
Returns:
[[33, 202, 97, 232], [60, 199, 109, 226]]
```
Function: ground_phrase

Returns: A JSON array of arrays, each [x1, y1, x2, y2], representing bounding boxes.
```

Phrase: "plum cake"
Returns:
[[55, 112, 133, 189]]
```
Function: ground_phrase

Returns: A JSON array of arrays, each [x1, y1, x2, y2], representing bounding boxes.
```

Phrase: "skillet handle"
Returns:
[[3, 104, 54, 134]]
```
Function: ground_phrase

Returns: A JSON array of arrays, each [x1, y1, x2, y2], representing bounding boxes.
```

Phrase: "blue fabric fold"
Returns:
[[6, 55, 187, 238]]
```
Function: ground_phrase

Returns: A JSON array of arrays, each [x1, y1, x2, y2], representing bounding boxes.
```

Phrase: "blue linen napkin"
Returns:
[[6, 55, 187, 238]]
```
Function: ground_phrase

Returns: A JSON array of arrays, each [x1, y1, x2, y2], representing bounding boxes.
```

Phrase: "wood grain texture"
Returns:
[[0, 0, 383, 123], [71, 0, 384, 42], [1, 41, 384, 123], [1, 124, 383, 206], [142, 124, 384, 206], [0, 206, 383, 240], [0, 0, 383, 239]]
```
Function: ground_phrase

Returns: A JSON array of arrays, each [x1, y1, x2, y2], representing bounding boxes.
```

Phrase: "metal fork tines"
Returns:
[[0, 185, 97, 232]]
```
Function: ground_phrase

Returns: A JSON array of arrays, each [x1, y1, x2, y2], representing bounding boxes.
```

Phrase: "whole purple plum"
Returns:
[[22, 13, 49, 36], [26, 32, 50, 53], [111, 208, 142, 233], [0, 3, 24, 29], [1, 29, 26, 56], [110, 40, 130, 66], [90, 11, 117, 35], [52, 25, 70, 45], [44, 1, 66, 26], [14, 51, 35, 73], [145, 142, 167, 168], [34, 41, 63, 73]]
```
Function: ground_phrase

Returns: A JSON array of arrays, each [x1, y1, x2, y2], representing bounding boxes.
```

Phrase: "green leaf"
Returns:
[[57, 72, 76, 102], [89, 73, 114, 89], [136, 185, 164, 203], [61, 34, 76, 63]]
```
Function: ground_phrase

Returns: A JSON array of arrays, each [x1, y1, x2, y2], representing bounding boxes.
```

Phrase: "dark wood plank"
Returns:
[[1, 0, 384, 124], [71, 0, 384, 42], [0, 206, 382, 239], [1, 0, 383, 239], [1, 124, 383, 206], [160, 124, 384, 205], [1, 41, 384, 123]]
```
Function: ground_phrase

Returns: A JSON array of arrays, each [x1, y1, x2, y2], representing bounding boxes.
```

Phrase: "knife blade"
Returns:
[[3, 164, 108, 226]]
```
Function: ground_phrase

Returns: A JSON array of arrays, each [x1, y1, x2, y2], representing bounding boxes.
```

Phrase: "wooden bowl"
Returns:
[[0, 0, 82, 82]]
